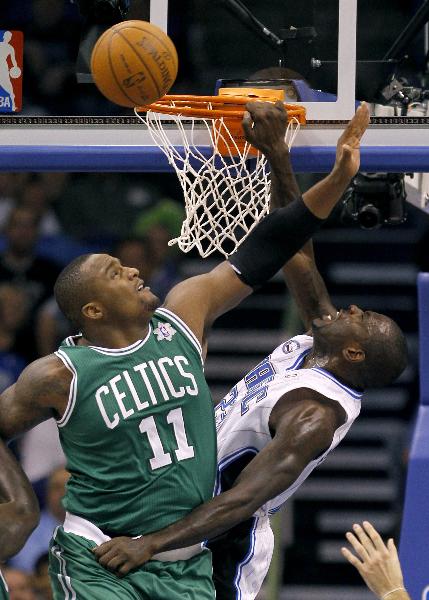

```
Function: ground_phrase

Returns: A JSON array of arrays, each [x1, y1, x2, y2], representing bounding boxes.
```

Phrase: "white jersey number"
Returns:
[[139, 407, 195, 470]]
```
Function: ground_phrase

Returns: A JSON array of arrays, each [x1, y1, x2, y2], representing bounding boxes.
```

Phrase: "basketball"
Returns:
[[90, 20, 178, 108]]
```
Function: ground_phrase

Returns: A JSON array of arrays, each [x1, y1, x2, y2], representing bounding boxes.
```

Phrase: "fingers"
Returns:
[[96, 548, 120, 568], [345, 528, 370, 561], [341, 546, 364, 571], [92, 539, 115, 558], [242, 111, 255, 144], [338, 102, 370, 147], [351, 523, 376, 554], [362, 520, 387, 553], [244, 100, 287, 127]]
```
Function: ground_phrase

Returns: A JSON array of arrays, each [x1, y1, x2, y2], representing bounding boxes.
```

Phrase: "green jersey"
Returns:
[[55, 308, 216, 537], [0, 570, 8, 600]]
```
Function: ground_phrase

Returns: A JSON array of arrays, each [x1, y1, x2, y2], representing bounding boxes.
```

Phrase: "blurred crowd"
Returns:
[[0, 172, 185, 599], [0, 2, 428, 596]]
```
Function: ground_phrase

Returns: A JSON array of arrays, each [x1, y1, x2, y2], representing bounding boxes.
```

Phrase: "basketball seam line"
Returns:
[[116, 30, 163, 100], [118, 24, 178, 71], [106, 34, 138, 106]]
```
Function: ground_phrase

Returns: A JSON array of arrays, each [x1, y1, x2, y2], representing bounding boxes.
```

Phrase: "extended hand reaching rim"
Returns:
[[334, 102, 371, 181]]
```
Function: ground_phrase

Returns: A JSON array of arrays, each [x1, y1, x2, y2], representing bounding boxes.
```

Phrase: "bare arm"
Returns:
[[0, 355, 71, 442], [0, 441, 39, 561], [0, 356, 69, 557], [242, 101, 370, 329], [163, 103, 369, 348], [163, 261, 252, 355], [93, 390, 345, 575]]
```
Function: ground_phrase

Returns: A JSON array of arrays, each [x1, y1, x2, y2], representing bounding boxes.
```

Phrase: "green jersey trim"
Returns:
[[0, 570, 8, 593], [55, 350, 78, 428], [155, 308, 203, 362]]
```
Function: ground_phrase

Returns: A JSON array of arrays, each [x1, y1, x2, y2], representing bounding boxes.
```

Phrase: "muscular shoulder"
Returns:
[[15, 354, 72, 408], [0, 355, 72, 441], [269, 387, 347, 452]]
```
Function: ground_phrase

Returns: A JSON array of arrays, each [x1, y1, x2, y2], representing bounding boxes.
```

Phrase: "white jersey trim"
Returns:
[[50, 538, 77, 600], [155, 308, 203, 361], [87, 325, 152, 356], [62, 512, 204, 562], [0, 569, 8, 592], [55, 350, 78, 428], [234, 516, 259, 599], [312, 367, 363, 400], [285, 348, 312, 371]]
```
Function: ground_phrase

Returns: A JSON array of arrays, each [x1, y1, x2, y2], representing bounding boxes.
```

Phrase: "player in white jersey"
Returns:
[[207, 333, 362, 598], [0, 440, 39, 600], [93, 103, 407, 599]]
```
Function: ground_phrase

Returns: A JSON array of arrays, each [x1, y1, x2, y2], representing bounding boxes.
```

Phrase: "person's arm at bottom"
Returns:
[[0, 441, 40, 561], [342, 521, 410, 600], [93, 393, 338, 576]]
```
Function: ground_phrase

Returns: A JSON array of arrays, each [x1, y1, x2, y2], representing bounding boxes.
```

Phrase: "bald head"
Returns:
[[361, 314, 408, 387]]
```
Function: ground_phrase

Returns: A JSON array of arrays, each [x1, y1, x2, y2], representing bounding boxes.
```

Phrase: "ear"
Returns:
[[342, 346, 366, 364], [81, 302, 104, 321]]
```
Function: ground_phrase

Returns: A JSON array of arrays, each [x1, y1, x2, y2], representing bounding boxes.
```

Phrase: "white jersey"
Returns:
[[214, 334, 362, 516]]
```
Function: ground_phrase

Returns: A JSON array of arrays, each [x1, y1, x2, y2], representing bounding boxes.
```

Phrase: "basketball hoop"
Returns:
[[135, 93, 306, 258]]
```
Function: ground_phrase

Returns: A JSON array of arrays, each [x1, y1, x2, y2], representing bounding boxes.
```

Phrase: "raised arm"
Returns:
[[93, 389, 345, 575], [0, 441, 39, 561], [242, 101, 370, 330], [163, 103, 369, 348]]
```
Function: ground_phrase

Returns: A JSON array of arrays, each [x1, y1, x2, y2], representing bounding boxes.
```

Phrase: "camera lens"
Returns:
[[357, 204, 382, 230]]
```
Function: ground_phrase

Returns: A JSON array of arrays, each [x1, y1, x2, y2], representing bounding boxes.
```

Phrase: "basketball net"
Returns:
[[135, 96, 303, 258]]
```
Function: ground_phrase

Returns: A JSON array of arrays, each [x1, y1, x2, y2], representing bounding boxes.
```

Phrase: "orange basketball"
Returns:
[[90, 20, 178, 108]]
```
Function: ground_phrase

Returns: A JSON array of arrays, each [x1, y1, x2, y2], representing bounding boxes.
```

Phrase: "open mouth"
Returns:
[[313, 311, 340, 328]]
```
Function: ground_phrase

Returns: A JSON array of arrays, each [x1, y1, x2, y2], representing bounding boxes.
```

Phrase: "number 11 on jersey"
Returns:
[[139, 407, 195, 471]]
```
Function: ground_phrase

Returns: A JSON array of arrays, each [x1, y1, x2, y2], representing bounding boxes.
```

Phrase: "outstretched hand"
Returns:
[[342, 521, 408, 599], [334, 102, 370, 181], [92, 535, 157, 577], [242, 100, 289, 156]]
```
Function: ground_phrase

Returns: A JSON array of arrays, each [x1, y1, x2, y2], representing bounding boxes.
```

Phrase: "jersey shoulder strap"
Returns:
[[154, 307, 203, 362]]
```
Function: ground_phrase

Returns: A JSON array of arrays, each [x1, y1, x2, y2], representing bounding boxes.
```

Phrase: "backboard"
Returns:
[[1, 0, 429, 179]]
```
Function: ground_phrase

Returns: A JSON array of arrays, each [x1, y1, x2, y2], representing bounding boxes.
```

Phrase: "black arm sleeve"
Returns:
[[229, 196, 324, 288]]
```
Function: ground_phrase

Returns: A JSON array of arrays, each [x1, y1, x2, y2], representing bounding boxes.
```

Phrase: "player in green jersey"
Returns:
[[0, 440, 39, 600], [0, 103, 368, 600]]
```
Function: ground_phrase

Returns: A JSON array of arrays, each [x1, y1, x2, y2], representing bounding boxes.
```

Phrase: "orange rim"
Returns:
[[137, 95, 306, 123]]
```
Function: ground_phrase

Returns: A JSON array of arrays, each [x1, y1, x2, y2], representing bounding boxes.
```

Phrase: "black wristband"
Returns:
[[229, 197, 324, 288]]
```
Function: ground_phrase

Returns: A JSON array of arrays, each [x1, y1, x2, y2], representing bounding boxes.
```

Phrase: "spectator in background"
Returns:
[[19, 176, 63, 236], [0, 206, 61, 360], [132, 198, 185, 300], [32, 553, 52, 600], [55, 173, 159, 241], [0, 174, 28, 227], [2, 567, 37, 600], [10, 468, 69, 574], [0, 284, 29, 391]]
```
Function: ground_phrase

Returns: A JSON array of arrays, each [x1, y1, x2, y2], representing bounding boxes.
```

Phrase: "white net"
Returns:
[[135, 107, 300, 258]]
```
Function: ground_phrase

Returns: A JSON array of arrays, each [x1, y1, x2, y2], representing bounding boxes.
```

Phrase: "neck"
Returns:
[[85, 322, 150, 349], [303, 350, 363, 391]]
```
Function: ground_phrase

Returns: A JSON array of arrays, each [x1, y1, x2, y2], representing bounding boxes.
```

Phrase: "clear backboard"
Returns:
[[1, 0, 429, 183]]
